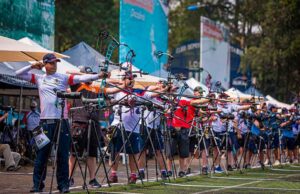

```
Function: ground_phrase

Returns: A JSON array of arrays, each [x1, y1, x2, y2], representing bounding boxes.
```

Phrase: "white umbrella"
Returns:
[[110, 69, 163, 88], [186, 78, 209, 96], [110, 63, 164, 88], [266, 95, 292, 109], [0, 36, 67, 62], [18, 37, 78, 74], [225, 88, 263, 102]]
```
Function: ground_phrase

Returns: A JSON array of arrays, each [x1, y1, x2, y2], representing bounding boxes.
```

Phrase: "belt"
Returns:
[[40, 119, 61, 125], [174, 127, 189, 132]]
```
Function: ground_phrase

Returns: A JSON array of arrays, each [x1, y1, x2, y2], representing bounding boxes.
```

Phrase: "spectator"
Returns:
[[26, 101, 40, 131], [0, 113, 21, 171]]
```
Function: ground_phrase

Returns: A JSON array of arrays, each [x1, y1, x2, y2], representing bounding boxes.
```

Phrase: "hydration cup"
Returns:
[[32, 126, 50, 150]]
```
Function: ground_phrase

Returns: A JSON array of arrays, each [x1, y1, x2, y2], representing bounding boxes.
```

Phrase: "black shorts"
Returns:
[[296, 134, 300, 146], [212, 131, 225, 149], [282, 136, 296, 150], [70, 121, 102, 157], [189, 133, 210, 152], [189, 135, 197, 153], [109, 128, 141, 159], [165, 128, 190, 158], [140, 128, 164, 151]]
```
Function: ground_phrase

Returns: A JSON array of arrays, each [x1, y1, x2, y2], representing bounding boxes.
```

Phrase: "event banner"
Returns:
[[171, 41, 201, 80], [230, 45, 251, 91], [119, 0, 168, 74], [0, 0, 55, 50], [200, 16, 230, 89]]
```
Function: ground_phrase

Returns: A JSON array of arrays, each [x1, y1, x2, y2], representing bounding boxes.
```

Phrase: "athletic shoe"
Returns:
[[274, 160, 280, 166], [161, 171, 168, 180], [128, 174, 137, 184], [186, 167, 191, 175], [108, 174, 118, 183], [138, 170, 145, 179], [227, 165, 233, 171], [293, 159, 299, 164], [59, 187, 70, 193], [69, 178, 74, 187], [7, 165, 21, 171], [89, 179, 101, 188], [167, 170, 173, 177], [178, 171, 185, 177], [214, 166, 223, 173], [244, 163, 251, 169], [202, 167, 208, 175], [259, 161, 265, 169], [264, 159, 269, 165], [30, 187, 43, 193]]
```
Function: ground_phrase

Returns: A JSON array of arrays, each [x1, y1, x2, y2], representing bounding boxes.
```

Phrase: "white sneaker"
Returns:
[[274, 160, 280, 166], [293, 159, 299, 164], [264, 159, 269, 165]]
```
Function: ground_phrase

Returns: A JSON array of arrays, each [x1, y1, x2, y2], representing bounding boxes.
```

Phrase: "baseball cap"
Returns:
[[268, 104, 277, 110], [78, 66, 96, 74], [30, 101, 38, 108], [43, 53, 61, 64], [158, 79, 168, 85], [218, 92, 230, 99], [281, 107, 288, 114], [194, 86, 204, 93]]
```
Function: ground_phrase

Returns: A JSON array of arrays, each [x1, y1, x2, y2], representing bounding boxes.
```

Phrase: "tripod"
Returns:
[[39, 97, 89, 194], [222, 118, 239, 173], [208, 125, 228, 176], [186, 109, 210, 175], [69, 103, 110, 190], [237, 129, 251, 173], [137, 106, 170, 182], [103, 104, 144, 184], [160, 112, 179, 180]]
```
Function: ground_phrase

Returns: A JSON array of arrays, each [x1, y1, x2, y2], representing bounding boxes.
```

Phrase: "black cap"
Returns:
[[78, 66, 96, 74], [43, 53, 61, 64], [282, 107, 288, 114], [268, 104, 277, 110]]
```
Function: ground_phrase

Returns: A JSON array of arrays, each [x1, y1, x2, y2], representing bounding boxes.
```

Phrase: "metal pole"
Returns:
[[16, 86, 23, 152]]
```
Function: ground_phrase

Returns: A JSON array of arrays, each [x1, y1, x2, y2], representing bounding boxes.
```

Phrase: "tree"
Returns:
[[169, 0, 300, 102], [241, 0, 300, 102], [55, 0, 119, 53]]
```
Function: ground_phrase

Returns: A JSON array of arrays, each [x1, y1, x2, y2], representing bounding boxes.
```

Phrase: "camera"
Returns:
[[219, 113, 235, 120], [239, 111, 262, 121], [0, 105, 14, 112], [56, 91, 82, 99]]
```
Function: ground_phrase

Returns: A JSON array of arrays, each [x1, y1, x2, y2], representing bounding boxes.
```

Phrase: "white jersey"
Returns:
[[144, 92, 164, 129], [218, 103, 239, 132], [293, 124, 300, 135], [33, 73, 69, 119], [16, 65, 100, 119], [111, 91, 141, 133], [238, 118, 248, 134], [211, 114, 224, 133]]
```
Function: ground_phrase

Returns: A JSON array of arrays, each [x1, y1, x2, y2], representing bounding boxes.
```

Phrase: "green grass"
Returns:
[[72, 164, 300, 194]]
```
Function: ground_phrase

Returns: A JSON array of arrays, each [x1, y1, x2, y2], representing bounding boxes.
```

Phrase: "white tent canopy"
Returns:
[[266, 95, 292, 109], [19, 37, 78, 74], [225, 88, 263, 101], [0, 36, 67, 62], [110, 63, 163, 88], [185, 78, 209, 96]]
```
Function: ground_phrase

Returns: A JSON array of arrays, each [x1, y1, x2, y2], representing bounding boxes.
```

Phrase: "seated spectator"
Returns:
[[0, 113, 21, 171]]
